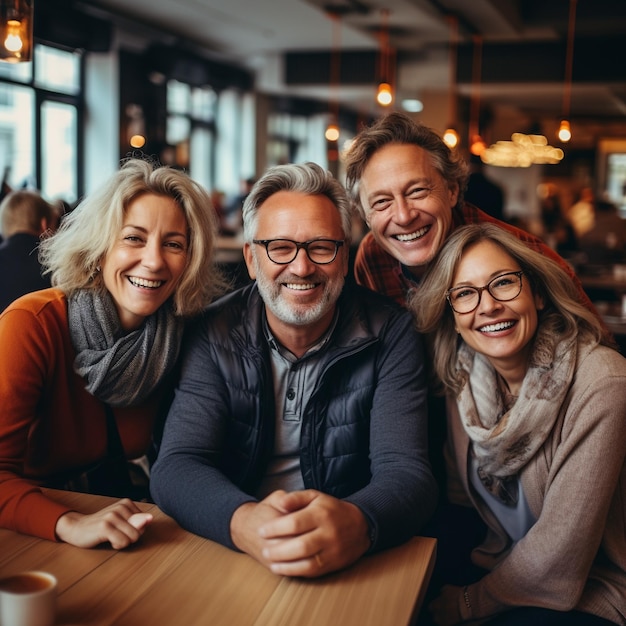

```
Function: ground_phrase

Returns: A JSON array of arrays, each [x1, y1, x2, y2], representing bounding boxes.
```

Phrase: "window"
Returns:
[[267, 110, 328, 169], [41, 101, 77, 201], [165, 80, 255, 198], [0, 83, 34, 189], [0, 43, 82, 204], [165, 80, 216, 189], [35, 45, 80, 95]]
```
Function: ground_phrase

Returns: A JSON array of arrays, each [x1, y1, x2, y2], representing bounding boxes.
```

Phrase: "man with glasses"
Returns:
[[151, 162, 437, 578]]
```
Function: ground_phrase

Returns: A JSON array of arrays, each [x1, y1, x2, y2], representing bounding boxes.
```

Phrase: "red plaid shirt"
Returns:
[[354, 202, 595, 313]]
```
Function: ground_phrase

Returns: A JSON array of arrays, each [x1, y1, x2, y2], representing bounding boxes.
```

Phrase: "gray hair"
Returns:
[[38, 157, 227, 317], [344, 112, 469, 221], [410, 222, 610, 394], [242, 162, 353, 244]]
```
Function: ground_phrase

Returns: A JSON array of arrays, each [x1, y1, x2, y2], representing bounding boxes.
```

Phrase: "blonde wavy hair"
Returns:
[[410, 223, 612, 395], [39, 157, 227, 316]]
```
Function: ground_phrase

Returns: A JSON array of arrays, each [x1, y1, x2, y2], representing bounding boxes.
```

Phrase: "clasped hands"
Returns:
[[230, 489, 372, 578]]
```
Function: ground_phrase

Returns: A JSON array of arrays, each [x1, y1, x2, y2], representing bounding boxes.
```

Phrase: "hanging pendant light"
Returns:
[[325, 123, 340, 142], [443, 128, 460, 149], [325, 10, 342, 144], [557, 0, 577, 143], [557, 119, 572, 143], [0, 0, 33, 63], [375, 9, 394, 107], [468, 35, 485, 156], [376, 82, 393, 107], [443, 15, 460, 149]]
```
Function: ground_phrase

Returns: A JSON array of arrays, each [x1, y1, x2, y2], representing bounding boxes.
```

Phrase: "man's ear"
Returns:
[[243, 242, 257, 280], [448, 183, 459, 208]]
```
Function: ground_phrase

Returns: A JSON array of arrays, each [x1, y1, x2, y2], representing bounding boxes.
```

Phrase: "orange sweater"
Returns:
[[0, 288, 167, 540]]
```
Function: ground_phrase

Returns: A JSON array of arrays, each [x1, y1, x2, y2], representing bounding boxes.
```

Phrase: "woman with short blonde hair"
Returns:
[[0, 156, 226, 550]]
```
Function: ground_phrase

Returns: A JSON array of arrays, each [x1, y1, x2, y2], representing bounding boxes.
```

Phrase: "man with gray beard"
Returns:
[[151, 162, 437, 578]]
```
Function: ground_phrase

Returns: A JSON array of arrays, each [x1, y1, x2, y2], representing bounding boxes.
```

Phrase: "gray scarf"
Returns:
[[68, 289, 184, 407], [456, 323, 579, 503]]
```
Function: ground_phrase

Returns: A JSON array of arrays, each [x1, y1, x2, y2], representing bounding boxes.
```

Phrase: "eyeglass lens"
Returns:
[[448, 272, 523, 313], [265, 239, 340, 264]]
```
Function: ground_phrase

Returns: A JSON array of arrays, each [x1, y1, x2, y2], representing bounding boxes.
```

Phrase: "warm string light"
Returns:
[[558, 0, 577, 143]]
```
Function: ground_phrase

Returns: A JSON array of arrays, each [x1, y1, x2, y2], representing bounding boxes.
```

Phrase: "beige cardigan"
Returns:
[[446, 342, 626, 624]]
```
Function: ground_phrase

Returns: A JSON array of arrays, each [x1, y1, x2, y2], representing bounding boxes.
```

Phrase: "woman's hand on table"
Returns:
[[54, 498, 153, 549]]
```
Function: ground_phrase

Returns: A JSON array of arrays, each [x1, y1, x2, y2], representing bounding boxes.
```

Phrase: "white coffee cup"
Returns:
[[0, 571, 57, 626]]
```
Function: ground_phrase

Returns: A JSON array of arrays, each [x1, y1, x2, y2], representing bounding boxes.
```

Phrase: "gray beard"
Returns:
[[253, 256, 343, 326]]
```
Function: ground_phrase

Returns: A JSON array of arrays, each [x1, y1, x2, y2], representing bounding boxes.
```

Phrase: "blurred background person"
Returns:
[[464, 154, 505, 222], [0, 190, 56, 312], [538, 182, 579, 258], [579, 195, 626, 266], [222, 177, 255, 236], [568, 186, 596, 240]]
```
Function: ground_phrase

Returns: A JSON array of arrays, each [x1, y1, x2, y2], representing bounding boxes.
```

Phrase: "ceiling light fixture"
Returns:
[[0, 0, 33, 63], [325, 10, 342, 144], [481, 133, 564, 168], [468, 35, 485, 156], [558, 0, 577, 143], [376, 8, 394, 107], [443, 15, 460, 150]]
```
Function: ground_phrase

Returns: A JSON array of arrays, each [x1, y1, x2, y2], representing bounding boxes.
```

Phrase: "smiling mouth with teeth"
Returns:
[[128, 276, 164, 289], [479, 320, 515, 333], [284, 282, 316, 290], [395, 225, 430, 242]]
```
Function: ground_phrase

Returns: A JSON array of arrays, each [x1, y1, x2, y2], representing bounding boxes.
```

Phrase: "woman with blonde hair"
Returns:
[[412, 223, 626, 625], [0, 157, 226, 550]]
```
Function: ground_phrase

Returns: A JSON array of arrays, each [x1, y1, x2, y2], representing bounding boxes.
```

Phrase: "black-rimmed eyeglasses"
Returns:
[[253, 238, 344, 265], [446, 271, 525, 314]]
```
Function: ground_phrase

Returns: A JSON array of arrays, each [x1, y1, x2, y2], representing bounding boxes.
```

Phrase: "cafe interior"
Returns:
[[0, 0, 618, 340], [2, 2, 626, 623], [4, 0, 626, 315]]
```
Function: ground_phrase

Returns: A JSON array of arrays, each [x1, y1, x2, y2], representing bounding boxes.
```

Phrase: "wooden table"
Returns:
[[0, 489, 437, 626]]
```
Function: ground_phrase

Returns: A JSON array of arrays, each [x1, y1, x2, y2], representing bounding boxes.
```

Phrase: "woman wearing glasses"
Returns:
[[412, 223, 626, 625]]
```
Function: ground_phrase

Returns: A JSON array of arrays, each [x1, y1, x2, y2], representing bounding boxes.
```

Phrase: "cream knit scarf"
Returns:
[[455, 323, 578, 503], [68, 288, 184, 407]]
